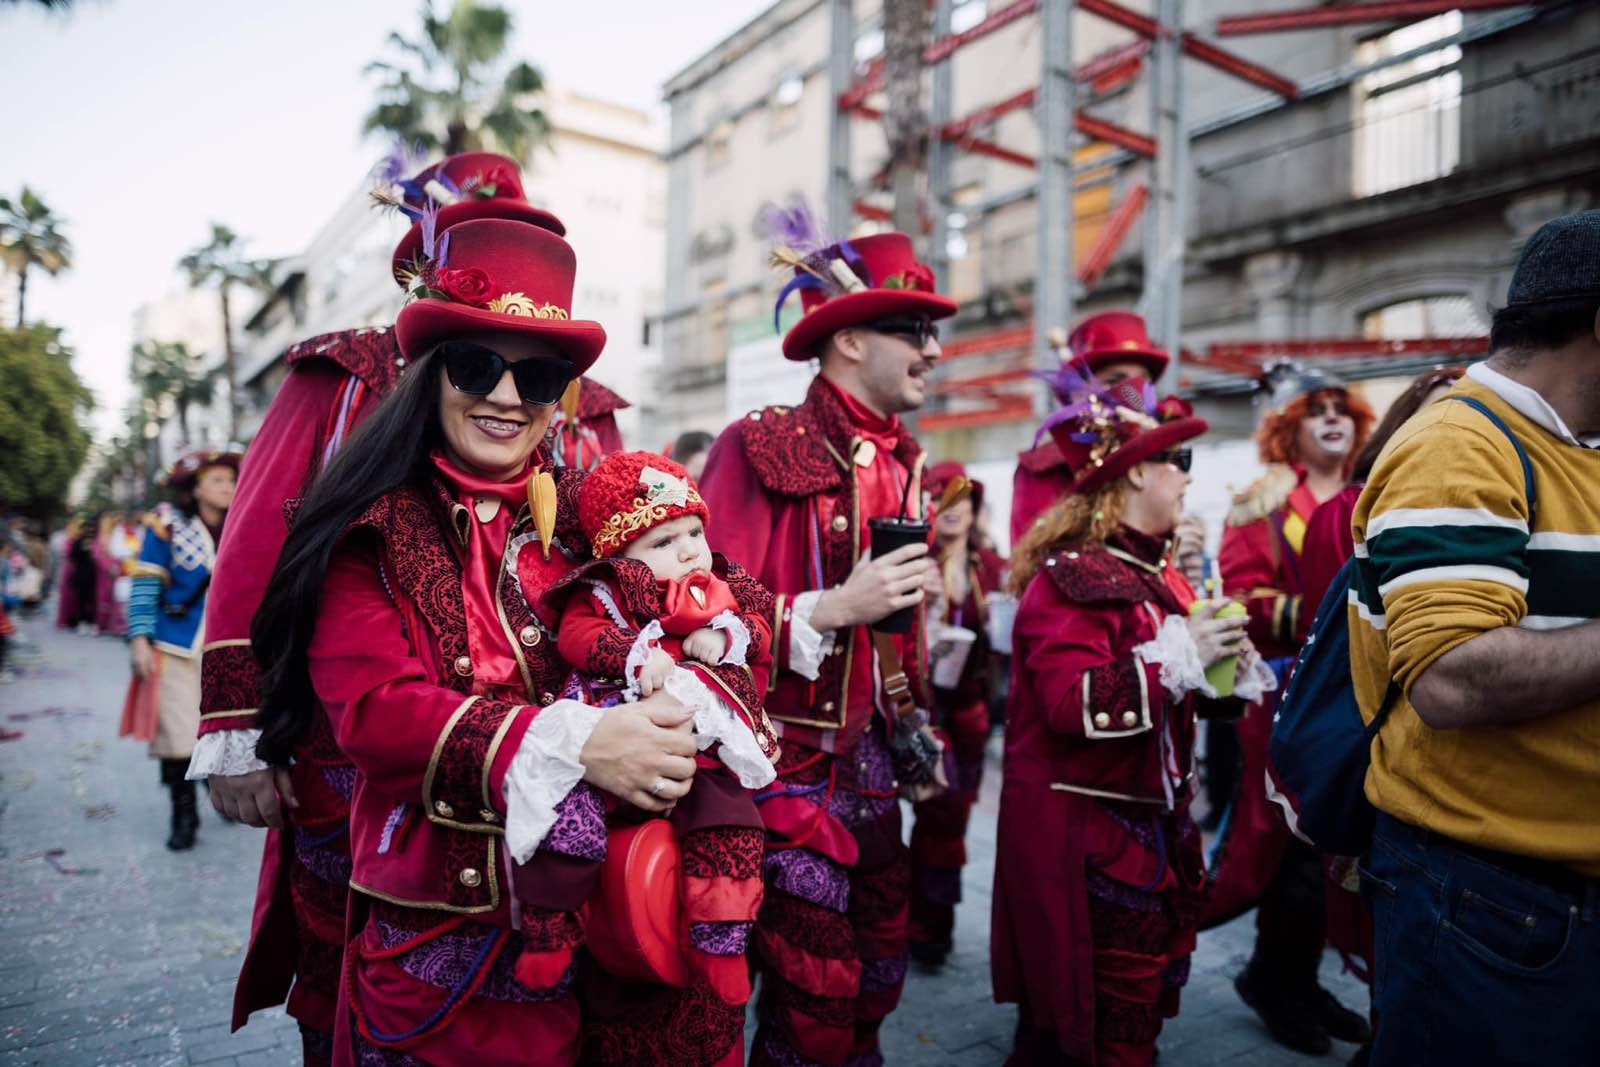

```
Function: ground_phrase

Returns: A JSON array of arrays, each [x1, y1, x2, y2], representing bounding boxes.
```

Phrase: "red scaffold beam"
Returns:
[[1079, 0, 1299, 99], [942, 88, 1036, 142], [838, 57, 885, 112], [925, 0, 1041, 63], [1078, 39, 1150, 94], [1074, 112, 1157, 158], [1077, 182, 1148, 286], [1217, 0, 1531, 36], [941, 325, 1033, 359], [923, 393, 1036, 431], [1207, 336, 1490, 361]]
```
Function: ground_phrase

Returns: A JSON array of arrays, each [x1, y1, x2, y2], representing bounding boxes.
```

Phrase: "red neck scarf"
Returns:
[[819, 376, 906, 455], [430, 451, 533, 696]]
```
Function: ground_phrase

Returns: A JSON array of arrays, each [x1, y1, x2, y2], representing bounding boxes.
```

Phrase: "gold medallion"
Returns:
[[689, 586, 707, 609]]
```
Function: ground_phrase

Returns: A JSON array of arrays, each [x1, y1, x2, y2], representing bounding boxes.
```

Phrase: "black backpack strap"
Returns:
[[1445, 395, 1538, 520]]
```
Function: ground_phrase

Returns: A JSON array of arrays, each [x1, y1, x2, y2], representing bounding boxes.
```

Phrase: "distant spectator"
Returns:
[[1351, 210, 1600, 1064], [668, 429, 715, 482]]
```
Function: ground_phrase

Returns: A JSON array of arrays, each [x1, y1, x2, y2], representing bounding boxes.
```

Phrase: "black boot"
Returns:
[[1235, 965, 1331, 1056], [1308, 986, 1372, 1044], [161, 759, 198, 851]]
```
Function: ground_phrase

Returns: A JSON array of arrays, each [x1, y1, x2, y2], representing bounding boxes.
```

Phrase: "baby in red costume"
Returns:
[[537, 450, 779, 1009]]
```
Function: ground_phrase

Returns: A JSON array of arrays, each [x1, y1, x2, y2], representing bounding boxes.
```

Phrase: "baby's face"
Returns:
[[623, 515, 712, 581]]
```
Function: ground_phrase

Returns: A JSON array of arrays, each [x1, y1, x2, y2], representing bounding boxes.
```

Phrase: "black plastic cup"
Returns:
[[868, 516, 931, 634]]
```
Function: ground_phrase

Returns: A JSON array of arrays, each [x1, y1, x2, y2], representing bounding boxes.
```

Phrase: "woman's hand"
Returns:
[[209, 767, 298, 829], [1187, 601, 1248, 667], [129, 636, 155, 680], [636, 647, 676, 697], [579, 689, 698, 813]]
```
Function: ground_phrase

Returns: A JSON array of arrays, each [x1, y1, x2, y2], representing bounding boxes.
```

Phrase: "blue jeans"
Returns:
[[1361, 813, 1600, 1066]]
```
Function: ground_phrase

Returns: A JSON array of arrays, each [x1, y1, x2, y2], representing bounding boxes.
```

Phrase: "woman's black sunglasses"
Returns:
[[436, 342, 574, 406], [866, 317, 939, 348], [1148, 448, 1193, 473]]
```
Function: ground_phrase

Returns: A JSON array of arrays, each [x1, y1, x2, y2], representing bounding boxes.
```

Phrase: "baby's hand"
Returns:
[[637, 647, 676, 697], [681, 627, 729, 665]]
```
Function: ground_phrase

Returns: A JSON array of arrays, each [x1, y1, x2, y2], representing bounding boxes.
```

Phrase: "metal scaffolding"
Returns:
[[824, 0, 1529, 426]]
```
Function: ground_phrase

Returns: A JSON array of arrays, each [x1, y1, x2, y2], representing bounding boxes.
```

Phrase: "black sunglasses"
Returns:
[[1147, 448, 1193, 473], [865, 317, 939, 348], [436, 342, 574, 406]]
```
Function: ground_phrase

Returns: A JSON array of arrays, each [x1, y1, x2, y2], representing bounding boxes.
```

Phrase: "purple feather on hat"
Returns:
[[419, 202, 441, 263], [373, 139, 428, 186], [759, 198, 831, 255]]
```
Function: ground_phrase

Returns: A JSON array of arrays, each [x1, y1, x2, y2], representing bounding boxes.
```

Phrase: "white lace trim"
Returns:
[[788, 589, 836, 681], [503, 700, 605, 864], [186, 729, 268, 780], [707, 610, 750, 665], [623, 620, 666, 698], [667, 667, 777, 790], [1134, 615, 1215, 699], [1233, 650, 1279, 703]]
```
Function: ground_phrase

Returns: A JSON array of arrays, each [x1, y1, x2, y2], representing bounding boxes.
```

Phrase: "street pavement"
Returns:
[[0, 615, 1367, 1065]]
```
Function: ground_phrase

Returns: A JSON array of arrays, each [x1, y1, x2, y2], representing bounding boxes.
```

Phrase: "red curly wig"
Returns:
[[1256, 388, 1377, 477]]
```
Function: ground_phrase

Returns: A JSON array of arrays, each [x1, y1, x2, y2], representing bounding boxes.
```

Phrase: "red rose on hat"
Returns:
[[477, 163, 524, 199], [431, 266, 494, 307]]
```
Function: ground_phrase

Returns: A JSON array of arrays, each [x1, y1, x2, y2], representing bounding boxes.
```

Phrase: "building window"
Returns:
[[1362, 294, 1486, 339], [951, 0, 987, 35], [770, 71, 805, 136], [705, 114, 734, 170], [1352, 10, 1462, 198]]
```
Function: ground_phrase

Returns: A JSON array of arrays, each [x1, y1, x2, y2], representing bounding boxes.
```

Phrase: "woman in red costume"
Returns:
[[1211, 366, 1375, 1056], [251, 219, 746, 1066], [993, 378, 1271, 1066], [907, 461, 1005, 967]]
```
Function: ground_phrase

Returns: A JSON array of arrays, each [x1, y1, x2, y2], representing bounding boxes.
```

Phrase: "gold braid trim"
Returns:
[[592, 487, 706, 555]]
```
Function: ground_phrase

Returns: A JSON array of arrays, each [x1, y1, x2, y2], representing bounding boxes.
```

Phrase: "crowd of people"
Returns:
[[10, 148, 1593, 1066]]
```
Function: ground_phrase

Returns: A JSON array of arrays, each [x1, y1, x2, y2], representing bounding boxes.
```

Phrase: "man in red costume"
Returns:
[[1210, 365, 1375, 1056], [189, 151, 625, 1062], [698, 228, 952, 1066]]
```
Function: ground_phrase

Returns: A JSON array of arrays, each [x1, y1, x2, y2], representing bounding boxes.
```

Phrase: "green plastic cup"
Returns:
[[1190, 599, 1248, 697]]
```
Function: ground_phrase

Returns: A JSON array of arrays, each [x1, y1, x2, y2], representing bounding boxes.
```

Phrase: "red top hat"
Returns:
[[777, 232, 958, 361], [386, 152, 566, 285], [166, 447, 244, 493], [925, 460, 984, 516], [393, 219, 606, 375], [579, 451, 709, 559], [1066, 311, 1170, 380], [1040, 375, 1207, 496]]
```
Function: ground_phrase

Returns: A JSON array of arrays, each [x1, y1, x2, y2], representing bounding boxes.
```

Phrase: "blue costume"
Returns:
[[127, 512, 217, 656]]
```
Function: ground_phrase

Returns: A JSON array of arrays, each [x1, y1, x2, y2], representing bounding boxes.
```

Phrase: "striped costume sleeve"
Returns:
[[126, 526, 170, 641], [1357, 414, 1530, 693]]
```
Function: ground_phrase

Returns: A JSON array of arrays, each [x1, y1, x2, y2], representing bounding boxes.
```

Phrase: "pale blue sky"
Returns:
[[2, 0, 769, 438]]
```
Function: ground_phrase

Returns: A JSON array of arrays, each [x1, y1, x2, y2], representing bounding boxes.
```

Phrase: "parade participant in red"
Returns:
[[698, 206, 952, 1067], [189, 150, 626, 1060], [1011, 312, 1168, 544], [539, 449, 777, 1009], [907, 461, 1005, 968], [250, 218, 746, 1066], [1211, 364, 1375, 1056], [992, 379, 1269, 1066]]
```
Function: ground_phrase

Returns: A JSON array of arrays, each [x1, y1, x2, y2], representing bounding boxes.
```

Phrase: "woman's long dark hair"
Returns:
[[1351, 365, 1466, 482], [252, 351, 444, 765]]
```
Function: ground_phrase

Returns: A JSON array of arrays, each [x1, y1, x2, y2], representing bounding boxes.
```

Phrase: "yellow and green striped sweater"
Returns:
[[1351, 375, 1600, 875]]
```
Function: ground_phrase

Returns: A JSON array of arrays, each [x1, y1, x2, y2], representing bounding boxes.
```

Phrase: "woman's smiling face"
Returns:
[[436, 336, 565, 480]]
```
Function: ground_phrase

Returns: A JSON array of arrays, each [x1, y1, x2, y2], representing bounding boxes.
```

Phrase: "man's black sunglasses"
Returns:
[[865, 317, 939, 348], [1148, 448, 1193, 473], [436, 341, 574, 406]]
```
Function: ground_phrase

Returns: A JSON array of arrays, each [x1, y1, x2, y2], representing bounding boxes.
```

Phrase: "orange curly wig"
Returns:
[[1256, 388, 1376, 477]]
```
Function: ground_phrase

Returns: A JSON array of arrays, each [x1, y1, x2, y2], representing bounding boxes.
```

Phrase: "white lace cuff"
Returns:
[[788, 589, 836, 681], [708, 610, 750, 666], [504, 700, 605, 864], [623, 620, 666, 698], [1233, 649, 1279, 703], [1133, 615, 1214, 699], [186, 728, 268, 780], [667, 666, 777, 790]]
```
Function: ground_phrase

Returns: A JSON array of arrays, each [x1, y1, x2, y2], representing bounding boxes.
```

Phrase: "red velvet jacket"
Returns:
[[1004, 529, 1198, 807], [698, 377, 930, 756], [1010, 441, 1074, 547], [1217, 464, 1319, 659], [308, 467, 590, 920]]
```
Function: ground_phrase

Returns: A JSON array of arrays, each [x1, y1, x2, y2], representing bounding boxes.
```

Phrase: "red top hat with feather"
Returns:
[[1038, 363, 1207, 496], [393, 219, 606, 374], [374, 148, 566, 285], [762, 200, 957, 361], [1063, 311, 1170, 381]]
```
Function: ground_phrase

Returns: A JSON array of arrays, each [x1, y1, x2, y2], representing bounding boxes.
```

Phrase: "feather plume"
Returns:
[[528, 469, 558, 561], [419, 203, 441, 263], [773, 274, 825, 332], [372, 139, 428, 186], [758, 198, 830, 255], [559, 379, 581, 425], [769, 245, 837, 288]]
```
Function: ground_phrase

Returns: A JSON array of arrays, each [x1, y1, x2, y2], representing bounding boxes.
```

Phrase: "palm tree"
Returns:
[[883, 0, 931, 239], [363, 1, 552, 160], [0, 187, 72, 328], [130, 340, 217, 445], [178, 225, 271, 442]]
